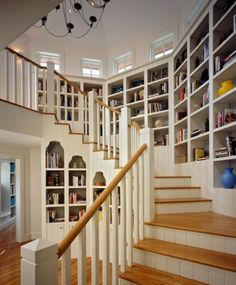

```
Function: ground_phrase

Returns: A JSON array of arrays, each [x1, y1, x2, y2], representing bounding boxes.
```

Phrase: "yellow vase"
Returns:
[[218, 80, 234, 96]]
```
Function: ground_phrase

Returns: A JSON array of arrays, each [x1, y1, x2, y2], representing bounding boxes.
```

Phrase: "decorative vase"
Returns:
[[93, 171, 106, 186], [154, 119, 163, 128], [218, 80, 234, 96], [221, 168, 236, 189]]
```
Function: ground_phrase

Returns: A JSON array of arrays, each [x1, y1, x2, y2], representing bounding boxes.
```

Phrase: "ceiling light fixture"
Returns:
[[35, 0, 110, 38]]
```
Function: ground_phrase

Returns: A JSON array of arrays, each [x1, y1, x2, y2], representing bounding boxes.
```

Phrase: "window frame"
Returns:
[[113, 51, 133, 75], [36, 51, 62, 72], [80, 58, 103, 78], [150, 33, 174, 61]]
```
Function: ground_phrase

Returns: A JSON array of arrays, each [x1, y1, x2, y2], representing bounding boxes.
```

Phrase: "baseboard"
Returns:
[[31, 232, 41, 240], [0, 217, 15, 231]]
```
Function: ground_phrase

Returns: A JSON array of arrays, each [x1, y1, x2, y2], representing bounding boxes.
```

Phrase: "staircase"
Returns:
[[119, 176, 236, 285]]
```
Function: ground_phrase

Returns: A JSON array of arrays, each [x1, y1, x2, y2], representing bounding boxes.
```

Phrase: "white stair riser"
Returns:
[[133, 248, 236, 285], [144, 225, 236, 255], [155, 189, 201, 199], [155, 178, 191, 187], [155, 201, 212, 214]]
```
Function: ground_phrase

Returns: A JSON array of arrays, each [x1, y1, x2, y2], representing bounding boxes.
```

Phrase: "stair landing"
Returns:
[[146, 212, 236, 238]]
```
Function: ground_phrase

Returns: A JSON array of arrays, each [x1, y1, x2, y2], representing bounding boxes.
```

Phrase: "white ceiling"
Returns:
[[27, 0, 199, 50], [0, 130, 41, 147]]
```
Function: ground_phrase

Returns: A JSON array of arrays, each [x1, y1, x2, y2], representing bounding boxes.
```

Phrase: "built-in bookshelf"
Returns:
[[45, 141, 65, 224], [68, 156, 87, 222], [10, 162, 16, 217], [106, 59, 170, 146], [212, 0, 236, 187]]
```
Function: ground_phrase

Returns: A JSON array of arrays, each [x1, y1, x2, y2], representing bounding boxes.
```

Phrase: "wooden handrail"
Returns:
[[6, 47, 46, 69], [95, 98, 121, 116], [131, 121, 140, 132], [57, 143, 147, 258]]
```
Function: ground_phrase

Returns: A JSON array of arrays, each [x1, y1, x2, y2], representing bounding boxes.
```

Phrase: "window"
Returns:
[[80, 58, 103, 78], [113, 52, 132, 74], [36, 51, 61, 72], [150, 33, 174, 60]]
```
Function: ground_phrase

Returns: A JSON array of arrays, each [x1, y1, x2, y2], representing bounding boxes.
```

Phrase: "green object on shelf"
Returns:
[[218, 80, 234, 96]]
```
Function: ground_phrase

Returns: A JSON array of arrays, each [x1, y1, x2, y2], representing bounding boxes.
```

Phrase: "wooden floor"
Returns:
[[146, 211, 236, 237], [0, 223, 112, 285], [133, 238, 236, 272]]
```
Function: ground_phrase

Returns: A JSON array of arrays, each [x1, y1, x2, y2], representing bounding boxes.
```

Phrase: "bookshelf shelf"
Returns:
[[213, 155, 236, 162], [213, 58, 236, 80], [190, 104, 209, 118], [175, 140, 187, 147], [213, 121, 236, 133], [174, 78, 187, 93], [213, 31, 236, 56], [174, 116, 188, 127], [148, 93, 168, 101], [174, 97, 187, 110], [147, 77, 169, 86], [174, 58, 187, 76], [148, 110, 168, 118], [190, 57, 209, 78], [213, 87, 236, 103], [213, 1, 236, 31], [190, 131, 209, 142], [190, 33, 209, 57], [126, 84, 144, 93]]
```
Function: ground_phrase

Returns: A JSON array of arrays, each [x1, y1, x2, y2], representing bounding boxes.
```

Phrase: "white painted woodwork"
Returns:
[[21, 239, 58, 285], [42, 69, 46, 112], [91, 212, 99, 285], [133, 160, 139, 244], [12, 53, 17, 103], [155, 201, 212, 214], [155, 188, 201, 199], [61, 246, 71, 285], [33, 66, 38, 110], [154, 177, 192, 187], [3, 49, 9, 101], [140, 128, 154, 222], [88, 91, 97, 143], [47, 61, 55, 113], [103, 198, 110, 285], [120, 177, 126, 272], [112, 187, 119, 285], [139, 155, 144, 240], [126, 170, 133, 267], [20, 59, 25, 106], [78, 229, 86, 285], [27, 62, 32, 108]]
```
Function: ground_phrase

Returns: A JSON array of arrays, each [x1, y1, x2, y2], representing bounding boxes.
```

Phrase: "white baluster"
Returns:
[[91, 212, 99, 285], [78, 94, 84, 133], [12, 53, 17, 103], [88, 91, 97, 143], [42, 69, 46, 112], [33, 66, 38, 110], [139, 154, 144, 240], [112, 186, 118, 285], [78, 228, 86, 285], [56, 76, 60, 119], [126, 170, 133, 266], [61, 245, 71, 285], [103, 198, 110, 285], [102, 106, 106, 149], [107, 110, 111, 158], [20, 60, 25, 106], [84, 97, 88, 135], [27, 62, 32, 108], [113, 112, 117, 158], [3, 49, 9, 101], [71, 86, 75, 122], [96, 103, 100, 149], [133, 160, 139, 244], [120, 178, 126, 272]]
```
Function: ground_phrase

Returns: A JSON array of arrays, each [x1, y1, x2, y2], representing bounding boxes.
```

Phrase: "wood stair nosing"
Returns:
[[155, 198, 212, 204], [155, 186, 201, 190], [119, 263, 207, 285], [133, 238, 236, 272]]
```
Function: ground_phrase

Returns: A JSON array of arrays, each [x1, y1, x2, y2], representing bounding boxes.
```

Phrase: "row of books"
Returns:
[[150, 82, 168, 96], [175, 72, 187, 88], [46, 174, 64, 187], [215, 136, 236, 158], [47, 210, 65, 223], [175, 128, 187, 144], [46, 152, 64, 168], [154, 134, 169, 146], [214, 50, 236, 74], [47, 192, 64, 205], [149, 67, 168, 82], [177, 85, 187, 103], [202, 88, 209, 106], [129, 89, 144, 102], [148, 101, 168, 113], [192, 148, 208, 161], [69, 192, 86, 204], [71, 174, 86, 186], [215, 108, 236, 128], [69, 209, 85, 222]]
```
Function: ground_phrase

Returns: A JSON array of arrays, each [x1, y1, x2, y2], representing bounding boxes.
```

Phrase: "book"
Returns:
[[193, 148, 205, 161]]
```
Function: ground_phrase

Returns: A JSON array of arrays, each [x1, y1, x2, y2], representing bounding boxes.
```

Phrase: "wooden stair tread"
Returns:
[[155, 176, 191, 179], [145, 212, 236, 238], [133, 238, 236, 272], [155, 186, 200, 190], [119, 264, 207, 285], [155, 198, 212, 204]]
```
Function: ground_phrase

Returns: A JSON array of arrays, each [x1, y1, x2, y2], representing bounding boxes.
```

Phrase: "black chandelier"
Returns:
[[35, 0, 110, 38]]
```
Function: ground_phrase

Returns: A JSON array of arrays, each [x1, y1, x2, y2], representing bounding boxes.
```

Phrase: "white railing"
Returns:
[[1, 47, 154, 285]]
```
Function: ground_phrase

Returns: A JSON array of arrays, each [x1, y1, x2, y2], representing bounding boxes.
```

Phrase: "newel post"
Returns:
[[46, 61, 55, 113], [140, 127, 154, 222], [21, 239, 58, 285], [88, 90, 97, 143]]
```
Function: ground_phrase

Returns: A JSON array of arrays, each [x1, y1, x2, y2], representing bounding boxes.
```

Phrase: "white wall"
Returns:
[[9, 34, 30, 57]]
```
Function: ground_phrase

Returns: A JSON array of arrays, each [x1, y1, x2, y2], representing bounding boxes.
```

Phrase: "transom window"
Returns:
[[113, 52, 132, 74], [36, 51, 61, 72], [81, 58, 103, 78], [150, 33, 174, 60]]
